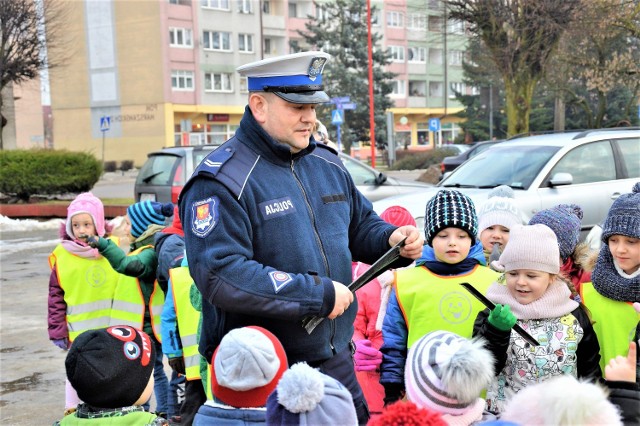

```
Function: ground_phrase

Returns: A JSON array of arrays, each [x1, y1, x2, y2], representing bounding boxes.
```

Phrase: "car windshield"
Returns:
[[441, 145, 560, 190]]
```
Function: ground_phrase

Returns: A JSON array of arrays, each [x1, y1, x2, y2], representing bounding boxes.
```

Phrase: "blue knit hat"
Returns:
[[127, 201, 174, 238], [601, 182, 640, 242], [529, 204, 583, 261], [424, 190, 478, 246]]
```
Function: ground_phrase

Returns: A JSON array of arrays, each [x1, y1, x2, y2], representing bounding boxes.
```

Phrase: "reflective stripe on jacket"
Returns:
[[49, 245, 119, 342], [109, 245, 165, 342], [170, 266, 202, 380]]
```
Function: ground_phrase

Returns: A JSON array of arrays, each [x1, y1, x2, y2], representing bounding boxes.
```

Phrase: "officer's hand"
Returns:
[[328, 281, 353, 319], [168, 356, 186, 375], [389, 226, 424, 260]]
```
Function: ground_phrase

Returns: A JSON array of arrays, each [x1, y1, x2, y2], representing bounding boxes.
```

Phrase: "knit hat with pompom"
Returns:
[[601, 182, 640, 242], [127, 201, 174, 238], [66, 192, 106, 239], [266, 362, 357, 425], [529, 204, 583, 261], [368, 401, 447, 426]]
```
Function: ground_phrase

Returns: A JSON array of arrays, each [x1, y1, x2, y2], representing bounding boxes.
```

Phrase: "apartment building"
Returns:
[[39, 0, 469, 166]]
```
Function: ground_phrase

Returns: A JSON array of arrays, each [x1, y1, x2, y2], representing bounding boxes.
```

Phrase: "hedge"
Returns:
[[390, 146, 461, 170], [0, 149, 102, 201]]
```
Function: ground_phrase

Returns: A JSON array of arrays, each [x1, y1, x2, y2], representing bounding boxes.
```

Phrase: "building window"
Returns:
[[172, 70, 194, 90], [387, 11, 404, 28], [237, 0, 252, 13], [449, 50, 463, 66], [263, 0, 270, 14], [206, 124, 238, 145], [428, 0, 440, 10], [448, 19, 465, 34], [408, 46, 426, 63], [429, 81, 443, 98], [238, 33, 253, 53], [201, 0, 229, 10], [429, 48, 443, 65], [288, 2, 297, 18], [169, 28, 193, 47], [391, 80, 406, 96], [371, 9, 380, 26], [389, 45, 405, 62], [428, 15, 443, 32], [239, 76, 248, 93], [316, 4, 327, 20], [409, 80, 426, 97], [407, 13, 426, 30], [264, 38, 272, 54], [204, 72, 233, 92], [449, 82, 464, 98], [203, 31, 231, 51]]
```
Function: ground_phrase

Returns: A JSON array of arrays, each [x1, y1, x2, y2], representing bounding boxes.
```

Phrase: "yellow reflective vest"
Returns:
[[396, 264, 499, 348], [109, 245, 165, 342], [580, 282, 639, 373], [49, 245, 120, 342], [169, 266, 202, 381]]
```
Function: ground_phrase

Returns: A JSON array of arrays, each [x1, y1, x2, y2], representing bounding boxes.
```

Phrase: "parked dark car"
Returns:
[[440, 140, 504, 176], [135, 146, 432, 204]]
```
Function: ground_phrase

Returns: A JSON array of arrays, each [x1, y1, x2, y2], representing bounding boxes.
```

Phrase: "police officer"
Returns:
[[179, 51, 423, 424]]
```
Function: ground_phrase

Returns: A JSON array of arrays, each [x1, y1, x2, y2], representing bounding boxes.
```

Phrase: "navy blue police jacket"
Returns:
[[179, 106, 405, 365]]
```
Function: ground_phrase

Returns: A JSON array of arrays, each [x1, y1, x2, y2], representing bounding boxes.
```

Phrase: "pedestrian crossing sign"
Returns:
[[331, 109, 344, 125]]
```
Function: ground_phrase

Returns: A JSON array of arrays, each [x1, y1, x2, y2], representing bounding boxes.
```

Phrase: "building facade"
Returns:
[[40, 0, 470, 166]]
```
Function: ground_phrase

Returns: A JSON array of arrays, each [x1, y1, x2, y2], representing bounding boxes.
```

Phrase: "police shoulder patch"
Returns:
[[191, 197, 219, 238], [269, 271, 293, 293]]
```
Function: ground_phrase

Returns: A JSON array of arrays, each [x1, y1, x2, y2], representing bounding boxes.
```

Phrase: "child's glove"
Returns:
[[168, 356, 186, 375], [488, 304, 517, 331], [353, 339, 382, 372], [86, 236, 100, 249], [52, 338, 68, 350]]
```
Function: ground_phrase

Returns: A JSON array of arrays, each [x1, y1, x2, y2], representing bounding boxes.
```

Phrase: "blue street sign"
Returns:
[[331, 109, 344, 125], [330, 96, 350, 104], [338, 102, 357, 110], [100, 116, 111, 132], [428, 118, 441, 132]]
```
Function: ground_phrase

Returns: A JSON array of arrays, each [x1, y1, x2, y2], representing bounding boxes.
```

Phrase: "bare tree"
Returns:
[[0, 0, 65, 149], [446, 0, 581, 136]]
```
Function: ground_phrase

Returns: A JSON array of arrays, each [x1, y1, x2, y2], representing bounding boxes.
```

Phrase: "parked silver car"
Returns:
[[135, 146, 432, 204], [373, 128, 640, 240]]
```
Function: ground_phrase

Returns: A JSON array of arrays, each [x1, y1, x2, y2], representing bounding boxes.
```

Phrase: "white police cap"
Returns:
[[237, 51, 331, 104]]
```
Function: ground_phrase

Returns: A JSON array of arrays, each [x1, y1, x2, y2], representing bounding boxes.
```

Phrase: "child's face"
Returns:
[[506, 269, 554, 305], [480, 225, 510, 251], [432, 227, 472, 264], [121, 215, 132, 237], [608, 235, 640, 275], [71, 213, 96, 242]]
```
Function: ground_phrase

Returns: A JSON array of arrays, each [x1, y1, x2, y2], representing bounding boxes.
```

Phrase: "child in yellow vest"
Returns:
[[380, 189, 499, 405], [87, 200, 174, 417], [56, 326, 168, 425], [580, 182, 640, 376], [48, 192, 120, 415], [474, 224, 602, 414]]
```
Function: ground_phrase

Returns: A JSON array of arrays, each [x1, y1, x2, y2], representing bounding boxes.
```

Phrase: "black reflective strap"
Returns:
[[262, 84, 323, 93]]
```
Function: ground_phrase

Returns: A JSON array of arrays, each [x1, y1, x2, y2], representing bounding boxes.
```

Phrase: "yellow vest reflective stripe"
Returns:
[[396, 265, 499, 348], [170, 266, 202, 381], [109, 245, 165, 342], [49, 245, 119, 342], [580, 282, 639, 373]]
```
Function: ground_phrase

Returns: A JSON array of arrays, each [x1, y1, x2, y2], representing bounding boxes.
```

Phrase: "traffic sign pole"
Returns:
[[337, 124, 341, 152]]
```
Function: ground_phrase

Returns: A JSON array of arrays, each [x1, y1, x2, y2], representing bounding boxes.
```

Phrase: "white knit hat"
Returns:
[[492, 224, 560, 274], [477, 185, 522, 235]]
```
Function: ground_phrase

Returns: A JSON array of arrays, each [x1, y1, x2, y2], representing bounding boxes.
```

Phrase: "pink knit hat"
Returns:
[[66, 192, 106, 239], [380, 205, 417, 227]]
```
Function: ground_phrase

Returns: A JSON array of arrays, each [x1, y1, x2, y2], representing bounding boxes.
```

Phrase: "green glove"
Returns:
[[488, 304, 517, 331]]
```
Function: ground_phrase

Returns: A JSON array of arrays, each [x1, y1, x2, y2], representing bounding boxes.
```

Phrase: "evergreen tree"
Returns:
[[297, 0, 395, 153]]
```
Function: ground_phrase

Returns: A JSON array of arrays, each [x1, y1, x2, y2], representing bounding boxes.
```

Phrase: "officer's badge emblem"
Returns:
[[269, 271, 293, 293], [192, 197, 218, 238], [308, 57, 327, 81]]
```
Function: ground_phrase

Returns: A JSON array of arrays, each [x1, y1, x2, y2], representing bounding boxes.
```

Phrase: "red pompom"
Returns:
[[368, 401, 447, 426]]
